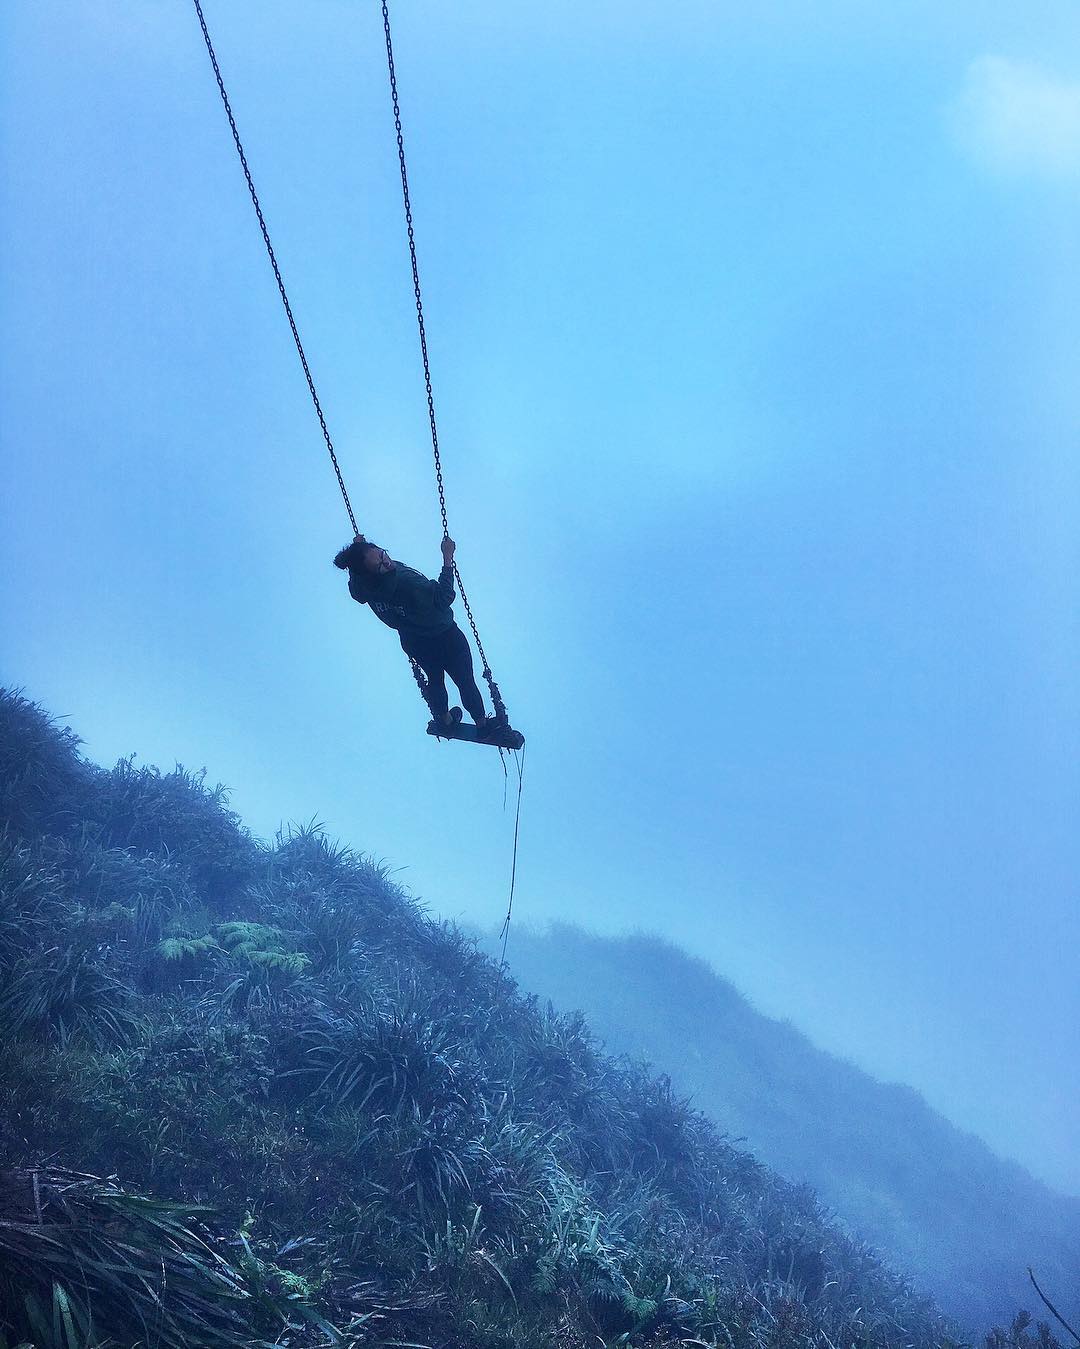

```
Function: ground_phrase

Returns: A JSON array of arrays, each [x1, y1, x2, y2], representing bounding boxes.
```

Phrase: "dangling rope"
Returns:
[[379, 0, 510, 728], [499, 746, 526, 966], [191, 0, 358, 537]]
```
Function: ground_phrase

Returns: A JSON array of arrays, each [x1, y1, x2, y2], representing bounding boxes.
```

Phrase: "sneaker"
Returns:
[[475, 712, 507, 739], [433, 707, 463, 732]]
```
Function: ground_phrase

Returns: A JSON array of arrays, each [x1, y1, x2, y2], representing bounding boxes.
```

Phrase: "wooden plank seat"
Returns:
[[427, 718, 525, 750]]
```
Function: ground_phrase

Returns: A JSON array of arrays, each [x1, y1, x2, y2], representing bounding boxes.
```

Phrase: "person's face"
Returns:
[[363, 546, 394, 575]]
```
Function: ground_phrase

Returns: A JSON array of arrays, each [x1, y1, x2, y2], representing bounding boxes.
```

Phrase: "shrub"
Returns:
[[0, 689, 92, 842], [0, 1167, 314, 1348], [0, 945, 137, 1049], [88, 760, 260, 907]]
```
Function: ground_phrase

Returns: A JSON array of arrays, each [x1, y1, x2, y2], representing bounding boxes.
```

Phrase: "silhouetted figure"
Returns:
[[335, 534, 502, 736]]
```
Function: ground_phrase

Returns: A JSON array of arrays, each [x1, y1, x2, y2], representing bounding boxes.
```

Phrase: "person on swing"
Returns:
[[334, 533, 503, 737]]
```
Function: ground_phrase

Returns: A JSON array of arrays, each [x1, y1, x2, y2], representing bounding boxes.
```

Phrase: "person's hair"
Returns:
[[333, 535, 375, 571]]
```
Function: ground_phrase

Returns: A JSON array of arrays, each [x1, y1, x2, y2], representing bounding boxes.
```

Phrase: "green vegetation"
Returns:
[[0, 688, 1062, 1347]]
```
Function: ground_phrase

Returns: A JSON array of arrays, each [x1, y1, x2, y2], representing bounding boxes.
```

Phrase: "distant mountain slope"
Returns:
[[492, 924, 1080, 1333]]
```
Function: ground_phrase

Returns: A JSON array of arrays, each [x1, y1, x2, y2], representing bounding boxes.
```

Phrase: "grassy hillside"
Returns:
[[0, 688, 1062, 1348], [488, 925, 1080, 1334]]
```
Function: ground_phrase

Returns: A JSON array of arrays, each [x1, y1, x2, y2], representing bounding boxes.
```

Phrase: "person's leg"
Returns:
[[442, 626, 488, 725], [401, 635, 450, 721]]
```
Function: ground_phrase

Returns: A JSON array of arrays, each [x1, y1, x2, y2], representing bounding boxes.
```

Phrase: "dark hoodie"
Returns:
[[348, 562, 456, 640]]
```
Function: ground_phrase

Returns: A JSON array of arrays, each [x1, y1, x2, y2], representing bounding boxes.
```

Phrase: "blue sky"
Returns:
[[2, 2, 1078, 1191]]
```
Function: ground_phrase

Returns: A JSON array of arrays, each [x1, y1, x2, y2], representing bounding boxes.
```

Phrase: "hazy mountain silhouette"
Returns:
[[490, 923, 1080, 1333]]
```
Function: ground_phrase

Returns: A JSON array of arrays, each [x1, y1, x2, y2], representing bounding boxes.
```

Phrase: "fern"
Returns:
[[244, 949, 311, 975], [622, 1291, 659, 1325], [212, 923, 309, 974], [216, 921, 282, 953], [157, 935, 219, 962], [533, 1256, 557, 1296]]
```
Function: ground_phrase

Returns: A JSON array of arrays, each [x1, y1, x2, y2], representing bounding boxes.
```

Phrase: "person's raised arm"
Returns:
[[435, 536, 457, 606]]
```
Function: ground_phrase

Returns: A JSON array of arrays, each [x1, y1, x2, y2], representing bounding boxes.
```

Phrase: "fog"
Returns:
[[2, 0, 1077, 1198]]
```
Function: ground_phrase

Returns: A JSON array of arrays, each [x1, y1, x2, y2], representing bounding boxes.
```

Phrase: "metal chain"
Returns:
[[380, 0, 509, 725], [408, 654, 431, 705], [191, 0, 358, 537]]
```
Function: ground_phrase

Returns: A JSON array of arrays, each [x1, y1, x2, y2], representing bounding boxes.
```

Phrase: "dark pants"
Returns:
[[401, 625, 486, 723]]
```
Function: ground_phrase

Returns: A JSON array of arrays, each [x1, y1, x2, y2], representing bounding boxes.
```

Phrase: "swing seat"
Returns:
[[427, 718, 525, 751]]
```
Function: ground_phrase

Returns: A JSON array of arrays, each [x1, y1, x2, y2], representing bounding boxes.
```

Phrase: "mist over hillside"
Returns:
[[5, 686, 1034, 1349], [487, 924, 1080, 1334]]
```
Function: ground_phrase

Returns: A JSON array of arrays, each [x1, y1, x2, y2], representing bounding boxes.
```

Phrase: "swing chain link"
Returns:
[[408, 654, 431, 703], [381, 0, 509, 727], [192, 0, 359, 538]]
